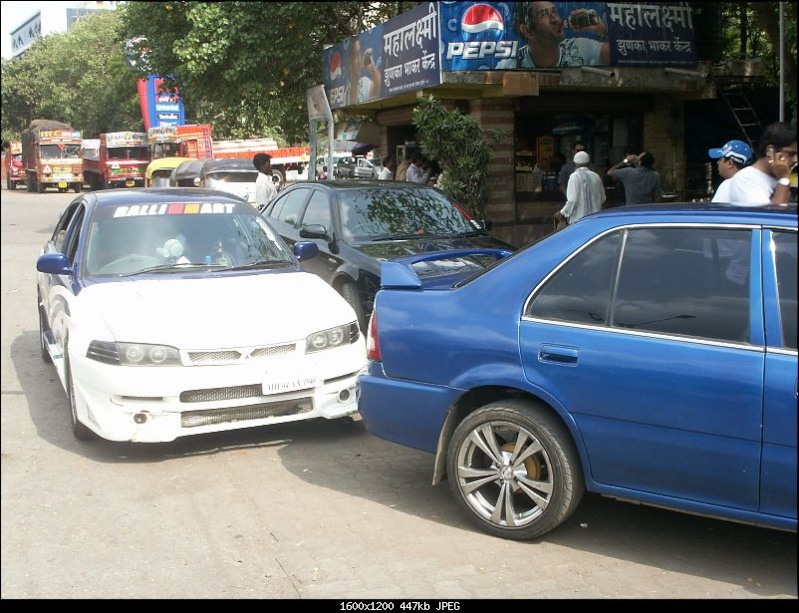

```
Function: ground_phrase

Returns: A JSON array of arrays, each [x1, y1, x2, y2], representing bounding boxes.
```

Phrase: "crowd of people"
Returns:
[[551, 121, 796, 228]]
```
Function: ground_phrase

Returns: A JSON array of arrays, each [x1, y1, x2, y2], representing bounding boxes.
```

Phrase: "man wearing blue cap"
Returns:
[[708, 139, 752, 202]]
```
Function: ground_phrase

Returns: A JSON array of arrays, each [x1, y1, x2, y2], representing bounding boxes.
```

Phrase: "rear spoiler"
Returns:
[[380, 248, 513, 289]]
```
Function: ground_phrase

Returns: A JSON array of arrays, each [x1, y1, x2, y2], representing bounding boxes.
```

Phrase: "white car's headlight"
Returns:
[[306, 322, 359, 353], [87, 341, 181, 366]]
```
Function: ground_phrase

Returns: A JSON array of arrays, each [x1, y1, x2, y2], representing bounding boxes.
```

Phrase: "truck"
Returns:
[[4, 141, 26, 190], [83, 131, 150, 190], [21, 119, 83, 193], [211, 138, 310, 189], [148, 124, 213, 160], [148, 124, 310, 189]]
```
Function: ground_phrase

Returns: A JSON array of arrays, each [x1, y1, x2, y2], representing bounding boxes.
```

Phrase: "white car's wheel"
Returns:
[[65, 344, 96, 441]]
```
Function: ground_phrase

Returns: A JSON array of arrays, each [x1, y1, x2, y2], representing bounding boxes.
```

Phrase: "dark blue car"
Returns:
[[260, 180, 516, 330], [358, 203, 798, 541]]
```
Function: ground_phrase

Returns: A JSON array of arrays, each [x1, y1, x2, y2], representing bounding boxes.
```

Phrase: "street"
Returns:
[[1, 187, 796, 600]]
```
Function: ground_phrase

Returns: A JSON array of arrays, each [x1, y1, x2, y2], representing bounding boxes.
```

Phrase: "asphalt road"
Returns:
[[1, 186, 796, 600]]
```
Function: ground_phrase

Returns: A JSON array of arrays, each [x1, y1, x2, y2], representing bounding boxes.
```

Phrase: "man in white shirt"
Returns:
[[554, 151, 605, 225], [726, 122, 796, 205], [253, 153, 277, 208], [708, 139, 752, 202], [378, 156, 396, 180], [406, 154, 431, 184]]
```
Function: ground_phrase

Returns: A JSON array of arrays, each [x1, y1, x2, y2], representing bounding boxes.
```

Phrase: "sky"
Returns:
[[1, 1, 81, 59]]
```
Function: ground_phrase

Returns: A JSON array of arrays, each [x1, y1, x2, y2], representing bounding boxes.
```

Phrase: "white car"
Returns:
[[36, 188, 366, 443]]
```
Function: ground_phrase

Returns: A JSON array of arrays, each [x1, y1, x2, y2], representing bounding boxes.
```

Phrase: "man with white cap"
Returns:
[[554, 150, 605, 225], [707, 139, 752, 202]]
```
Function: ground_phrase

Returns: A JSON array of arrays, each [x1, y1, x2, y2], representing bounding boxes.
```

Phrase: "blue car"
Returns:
[[358, 203, 798, 541]]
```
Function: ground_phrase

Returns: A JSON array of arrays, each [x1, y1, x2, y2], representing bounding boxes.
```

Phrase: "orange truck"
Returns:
[[4, 141, 26, 190], [21, 119, 83, 193], [211, 138, 310, 188], [83, 131, 150, 190], [148, 124, 213, 160]]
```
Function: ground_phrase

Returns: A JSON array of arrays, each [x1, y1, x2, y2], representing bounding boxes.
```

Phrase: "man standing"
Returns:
[[253, 153, 277, 208], [554, 150, 605, 225], [378, 156, 396, 180], [558, 142, 586, 197], [707, 139, 753, 202], [497, 1, 610, 69], [607, 151, 661, 204], [406, 154, 431, 184], [726, 122, 796, 205], [395, 153, 412, 182]]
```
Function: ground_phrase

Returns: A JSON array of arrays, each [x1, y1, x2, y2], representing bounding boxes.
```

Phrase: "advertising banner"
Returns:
[[323, 2, 441, 110], [439, 1, 696, 71]]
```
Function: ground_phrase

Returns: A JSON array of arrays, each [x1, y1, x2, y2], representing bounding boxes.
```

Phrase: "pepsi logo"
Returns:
[[461, 4, 504, 34], [330, 51, 342, 80]]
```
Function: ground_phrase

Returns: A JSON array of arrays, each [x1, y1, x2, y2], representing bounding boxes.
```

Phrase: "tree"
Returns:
[[117, 2, 411, 143], [1, 10, 143, 141], [412, 96, 504, 222]]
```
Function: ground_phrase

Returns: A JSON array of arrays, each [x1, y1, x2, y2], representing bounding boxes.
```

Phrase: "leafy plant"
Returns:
[[412, 96, 505, 221]]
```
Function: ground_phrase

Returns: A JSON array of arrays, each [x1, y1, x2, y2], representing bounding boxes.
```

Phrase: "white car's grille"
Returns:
[[180, 384, 263, 403], [181, 398, 313, 427], [186, 343, 295, 365]]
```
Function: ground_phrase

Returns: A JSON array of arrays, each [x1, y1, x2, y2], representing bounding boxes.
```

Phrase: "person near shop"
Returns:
[[607, 151, 661, 204], [554, 150, 605, 225], [253, 153, 277, 207], [395, 153, 412, 182], [707, 139, 753, 203], [496, 1, 610, 69], [378, 156, 396, 180], [726, 122, 797, 206], [558, 142, 587, 197], [406, 154, 432, 184]]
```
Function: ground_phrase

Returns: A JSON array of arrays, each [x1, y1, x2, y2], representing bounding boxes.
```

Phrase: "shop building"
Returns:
[[322, 2, 772, 246]]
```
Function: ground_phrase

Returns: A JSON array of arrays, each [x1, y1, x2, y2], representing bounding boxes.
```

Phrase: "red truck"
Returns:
[[4, 141, 26, 191], [147, 124, 214, 160], [83, 132, 150, 190], [21, 119, 83, 193]]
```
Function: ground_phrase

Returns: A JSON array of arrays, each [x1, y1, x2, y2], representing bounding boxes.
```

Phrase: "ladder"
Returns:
[[718, 84, 764, 149]]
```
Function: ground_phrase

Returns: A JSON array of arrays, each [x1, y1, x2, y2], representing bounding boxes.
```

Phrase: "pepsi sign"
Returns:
[[440, 1, 519, 70]]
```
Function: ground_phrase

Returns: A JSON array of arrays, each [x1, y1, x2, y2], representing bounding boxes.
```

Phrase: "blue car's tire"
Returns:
[[447, 399, 584, 541]]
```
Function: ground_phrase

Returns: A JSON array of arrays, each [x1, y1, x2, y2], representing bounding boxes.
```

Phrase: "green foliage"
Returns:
[[1, 11, 144, 142], [117, 1, 411, 143], [412, 96, 504, 221]]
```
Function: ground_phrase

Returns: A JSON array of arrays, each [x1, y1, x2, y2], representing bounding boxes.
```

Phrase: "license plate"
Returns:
[[262, 366, 317, 394], [58, 181, 68, 188], [125, 180, 135, 187]]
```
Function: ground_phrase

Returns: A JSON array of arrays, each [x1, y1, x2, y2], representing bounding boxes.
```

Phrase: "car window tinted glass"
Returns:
[[529, 226, 754, 344], [338, 187, 476, 241], [272, 188, 310, 226], [773, 231, 798, 349], [528, 231, 619, 324], [302, 190, 332, 230], [85, 202, 294, 275], [614, 227, 750, 342]]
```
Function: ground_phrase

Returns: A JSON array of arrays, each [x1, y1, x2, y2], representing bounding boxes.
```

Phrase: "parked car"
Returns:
[[358, 203, 798, 541], [259, 180, 516, 330], [36, 188, 366, 443], [353, 157, 381, 179], [170, 158, 259, 206], [334, 157, 356, 179]]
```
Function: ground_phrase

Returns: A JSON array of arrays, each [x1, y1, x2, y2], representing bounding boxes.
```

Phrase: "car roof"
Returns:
[[200, 158, 258, 173], [83, 188, 250, 209], [285, 180, 434, 190], [589, 202, 797, 225]]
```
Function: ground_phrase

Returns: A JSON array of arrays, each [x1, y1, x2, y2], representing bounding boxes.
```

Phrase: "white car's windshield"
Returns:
[[85, 201, 294, 275]]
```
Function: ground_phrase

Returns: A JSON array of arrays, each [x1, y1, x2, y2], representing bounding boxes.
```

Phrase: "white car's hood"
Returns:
[[81, 272, 357, 348]]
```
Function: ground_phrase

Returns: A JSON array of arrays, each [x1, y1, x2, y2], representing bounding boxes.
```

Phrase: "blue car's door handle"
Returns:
[[538, 344, 579, 365]]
